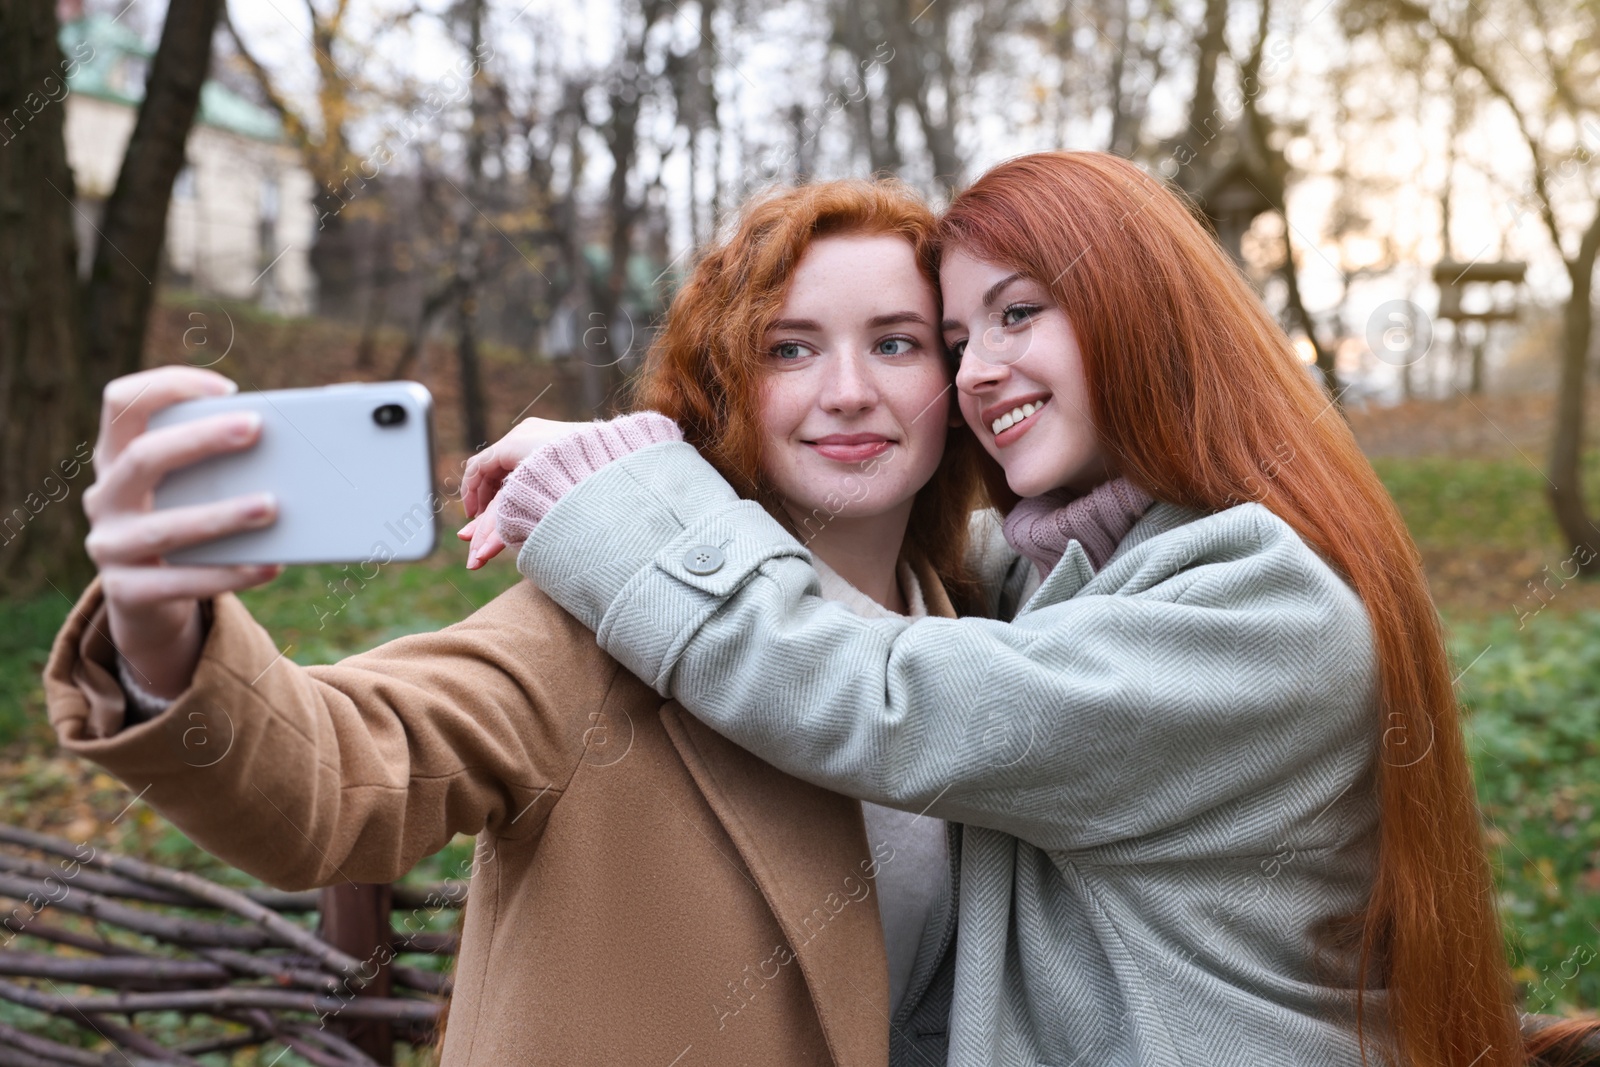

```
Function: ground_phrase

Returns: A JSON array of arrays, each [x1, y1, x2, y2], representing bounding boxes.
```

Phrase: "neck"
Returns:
[[782, 500, 911, 613]]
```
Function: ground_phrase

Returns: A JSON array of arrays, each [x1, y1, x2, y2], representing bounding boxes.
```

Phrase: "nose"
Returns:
[[955, 340, 1010, 396], [821, 350, 880, 415]]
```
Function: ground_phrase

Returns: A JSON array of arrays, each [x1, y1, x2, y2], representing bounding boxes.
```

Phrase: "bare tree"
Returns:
[[1364, 0, 1600, 569], [827, 0, 1024, 194], [0, 0, 224, 596], [224, 0, 373, 314]]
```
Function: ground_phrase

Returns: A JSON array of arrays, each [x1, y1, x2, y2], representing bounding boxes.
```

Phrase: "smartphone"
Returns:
[[148, 381, 438, 566]]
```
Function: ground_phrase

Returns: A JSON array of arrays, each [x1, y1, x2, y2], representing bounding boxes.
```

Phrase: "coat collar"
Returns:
[[657, 556, 956, 1067], [1020, 499, 1208, 612]]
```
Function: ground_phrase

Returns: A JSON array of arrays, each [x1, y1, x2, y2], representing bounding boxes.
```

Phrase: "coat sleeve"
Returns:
[[518, 442, 1380, 851], [43, 577, 625, 889]]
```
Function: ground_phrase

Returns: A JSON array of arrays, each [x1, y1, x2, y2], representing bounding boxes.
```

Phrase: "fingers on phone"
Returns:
[[99, 367, 237, 462], [94, 412, 262, 516], [87, 495, 276, 566], [101, 562, 281, 608]]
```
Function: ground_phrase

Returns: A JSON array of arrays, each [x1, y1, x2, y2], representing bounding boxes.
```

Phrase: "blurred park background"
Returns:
[[2, 0, 1599, 1060]]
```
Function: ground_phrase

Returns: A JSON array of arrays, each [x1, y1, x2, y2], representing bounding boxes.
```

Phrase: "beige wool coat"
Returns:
[[42, 566, 957, 1065]]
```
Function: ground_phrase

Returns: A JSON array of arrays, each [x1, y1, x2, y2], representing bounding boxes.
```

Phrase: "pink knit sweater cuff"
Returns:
[[1002, 476, 1155, 579], [495, 412, 683, 546]]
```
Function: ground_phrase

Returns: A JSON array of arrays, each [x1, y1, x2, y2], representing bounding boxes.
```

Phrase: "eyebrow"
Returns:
[[867, 311, 932, 328], [982, 272, 1026, 308], [941, 272, 1028, 333], [768, 318, 822, 333], [767, 312, 933, 333]]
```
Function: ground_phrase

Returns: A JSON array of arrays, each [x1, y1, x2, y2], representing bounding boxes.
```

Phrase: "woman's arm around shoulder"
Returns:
[[516, 446, 1380, 851], [44, 576, 625, 890]]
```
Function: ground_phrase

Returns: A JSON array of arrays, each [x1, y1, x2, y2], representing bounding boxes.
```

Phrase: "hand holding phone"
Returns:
[[84, 369, 439, 702], [84, 367, 286, 700]]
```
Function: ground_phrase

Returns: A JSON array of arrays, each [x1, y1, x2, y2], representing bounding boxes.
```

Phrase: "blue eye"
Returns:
[[772, 341, 809, 361], [877, 337, 916, 356]]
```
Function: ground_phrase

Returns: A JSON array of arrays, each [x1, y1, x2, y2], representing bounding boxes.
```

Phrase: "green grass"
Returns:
[[0, 596, 79, 749], [0, 536, 521, 750], [1453, 615, 1600, 1013], [1372, 455, 1563, 552]]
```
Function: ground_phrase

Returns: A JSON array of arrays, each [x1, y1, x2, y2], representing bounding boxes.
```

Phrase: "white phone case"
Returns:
[[148, 381, 438, 565]]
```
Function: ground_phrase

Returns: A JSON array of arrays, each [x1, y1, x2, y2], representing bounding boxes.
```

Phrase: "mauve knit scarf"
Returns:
[[1001, 477, 1155, 579]]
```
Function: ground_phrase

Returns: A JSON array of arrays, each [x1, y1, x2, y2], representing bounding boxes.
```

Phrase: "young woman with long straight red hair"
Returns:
[[465, 152, 1598, 1066]]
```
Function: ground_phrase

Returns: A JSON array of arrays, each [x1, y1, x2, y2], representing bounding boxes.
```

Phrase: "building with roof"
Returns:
[[58, 10, 316, 316]]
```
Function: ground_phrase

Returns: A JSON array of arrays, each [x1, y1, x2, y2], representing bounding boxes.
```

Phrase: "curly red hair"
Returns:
[[629, 179, 983, 610]]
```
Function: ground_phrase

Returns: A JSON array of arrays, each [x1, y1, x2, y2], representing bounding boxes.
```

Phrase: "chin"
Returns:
[[1003, 455, 1100, 500], [1003, 466, 1057, 500]]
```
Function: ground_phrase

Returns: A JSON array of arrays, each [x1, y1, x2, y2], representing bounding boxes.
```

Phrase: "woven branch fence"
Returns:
[[4, 823, 1600, 1066], [0, 825, 458, 1066]]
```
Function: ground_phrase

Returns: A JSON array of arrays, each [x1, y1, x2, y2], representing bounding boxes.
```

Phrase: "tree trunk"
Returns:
[[455, 256, 488, 452], [1278, 216, 1340, 398], [81, 0, 224, 384], [1547, 209, 1600, 573], [583, 1, 666, 417], [454, 0, 490, 450], [355, 225, 392, 371], [0, 0, 219, 598], [1183, 0, 1230, 146], [0, 0, 94, 597]]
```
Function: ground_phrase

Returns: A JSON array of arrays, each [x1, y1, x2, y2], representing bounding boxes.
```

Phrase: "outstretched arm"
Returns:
[[45, 577, 620, 889]]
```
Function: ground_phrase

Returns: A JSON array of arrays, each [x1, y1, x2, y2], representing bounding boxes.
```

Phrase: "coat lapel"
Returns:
[[657, 558, 962, 1067], [659, 705, 889, 1067]]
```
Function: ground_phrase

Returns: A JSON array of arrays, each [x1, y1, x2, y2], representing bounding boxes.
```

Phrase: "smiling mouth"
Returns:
[[806, 436, 894, 463], [990, 398, 1049, 436]]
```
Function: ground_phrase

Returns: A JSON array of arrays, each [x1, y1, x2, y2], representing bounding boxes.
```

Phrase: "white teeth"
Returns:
[[990, 400, 1047, 436]]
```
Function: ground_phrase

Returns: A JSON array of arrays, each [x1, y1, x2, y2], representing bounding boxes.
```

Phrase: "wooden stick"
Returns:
[[52, 1007, 205, 1066], [391, 962, 450, 996], [0, 951, 229, 985], [0, 1046, 80, 1067], [0, 872, 273, 949], [0, 976, 441, 1023], [0, 826, 364, 976], [0, 917, 146, 957], [227, 1009, 383, 1067], [390, 931, 456, 955], [197, 946, 341, 993], [0, 830, 462, 913], [223, 1010, 365, 1067], [175, 1026, 267, 1057], [0, 1021, 107, 1067], [0, 852, 193, 907]]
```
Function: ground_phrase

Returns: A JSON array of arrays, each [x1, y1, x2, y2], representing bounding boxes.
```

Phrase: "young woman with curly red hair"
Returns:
[[468, 152, 1600, 1066], [45, 179, 987, 1065]]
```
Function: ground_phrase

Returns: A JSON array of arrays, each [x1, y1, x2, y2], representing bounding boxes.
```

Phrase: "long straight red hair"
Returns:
[[940, 151, 1585, 1067]]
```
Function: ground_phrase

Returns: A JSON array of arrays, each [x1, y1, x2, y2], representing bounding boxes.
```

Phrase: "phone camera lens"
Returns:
[[373, 403, 407, 428]]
